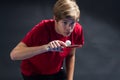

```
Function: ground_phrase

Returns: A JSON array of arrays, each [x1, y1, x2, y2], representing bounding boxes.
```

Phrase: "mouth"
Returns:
[[64, 32, 71, 36]]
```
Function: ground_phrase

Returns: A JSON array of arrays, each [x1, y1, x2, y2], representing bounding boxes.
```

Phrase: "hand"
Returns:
[[47, 40, 67, 52]]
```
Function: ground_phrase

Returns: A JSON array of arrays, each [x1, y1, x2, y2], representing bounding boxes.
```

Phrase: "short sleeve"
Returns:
[[72, 23, 84, 45]]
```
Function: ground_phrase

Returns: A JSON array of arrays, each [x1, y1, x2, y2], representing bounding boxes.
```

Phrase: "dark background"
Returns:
[[0, 0, 120, 80]]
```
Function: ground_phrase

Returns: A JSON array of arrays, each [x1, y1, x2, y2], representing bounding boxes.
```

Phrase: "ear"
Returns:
[[53, 16, 58, 22]]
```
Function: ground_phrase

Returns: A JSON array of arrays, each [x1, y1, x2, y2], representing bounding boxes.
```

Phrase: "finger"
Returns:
[[58, 41, 67, 47], [54, 41, 61, 47], [52, 41, 58, 48], [49, 42, 54, 48]]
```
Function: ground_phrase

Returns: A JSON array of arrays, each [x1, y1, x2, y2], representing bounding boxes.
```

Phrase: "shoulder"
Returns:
[[32, 19, 54, 31], [71, 22, 84, 45], [74, 22, 83, 33], [36, 19, 54, 27]]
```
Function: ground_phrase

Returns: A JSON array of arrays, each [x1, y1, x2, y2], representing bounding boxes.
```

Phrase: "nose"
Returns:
[[65, 24, 73, 31]]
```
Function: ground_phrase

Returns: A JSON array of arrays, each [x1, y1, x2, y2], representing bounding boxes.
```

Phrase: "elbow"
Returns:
[[10, 51, 17, 61]]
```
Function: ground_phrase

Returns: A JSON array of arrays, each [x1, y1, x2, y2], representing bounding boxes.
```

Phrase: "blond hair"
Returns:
[[53, 0, 80, 21]]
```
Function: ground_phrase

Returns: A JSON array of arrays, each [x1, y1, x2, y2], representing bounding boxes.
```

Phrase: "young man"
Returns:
[[10, 0, 84, 80]]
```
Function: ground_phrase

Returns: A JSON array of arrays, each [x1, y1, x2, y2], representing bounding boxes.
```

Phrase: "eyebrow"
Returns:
[[62, 19, 75, 22]]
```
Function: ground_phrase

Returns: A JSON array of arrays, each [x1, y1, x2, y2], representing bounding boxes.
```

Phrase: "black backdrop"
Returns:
[[0, 0, 120, 80]]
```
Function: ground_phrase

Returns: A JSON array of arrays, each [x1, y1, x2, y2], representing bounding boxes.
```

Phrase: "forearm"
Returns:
[[10, 43, 48, 60], [65, 55, 75, 80]]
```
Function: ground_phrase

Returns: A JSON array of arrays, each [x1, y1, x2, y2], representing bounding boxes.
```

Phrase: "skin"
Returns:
[[55, 17, 76, 37], [10, 17, 81, 80], [54, 17, 77, 80]]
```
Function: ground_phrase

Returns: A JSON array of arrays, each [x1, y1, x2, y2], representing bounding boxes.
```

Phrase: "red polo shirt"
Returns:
[[21, 19, 84, 76]]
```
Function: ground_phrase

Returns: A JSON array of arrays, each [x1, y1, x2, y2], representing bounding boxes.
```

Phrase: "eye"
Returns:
[[70, 22, 74, 26], [70, 22, 75, 26], [63, 21, 67, 25]]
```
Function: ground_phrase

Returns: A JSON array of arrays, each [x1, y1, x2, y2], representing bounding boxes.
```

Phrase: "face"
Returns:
[[55, 18, 77, 37]]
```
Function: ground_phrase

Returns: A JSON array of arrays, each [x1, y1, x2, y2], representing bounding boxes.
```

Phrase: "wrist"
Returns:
[[44, 44, 50, 52]]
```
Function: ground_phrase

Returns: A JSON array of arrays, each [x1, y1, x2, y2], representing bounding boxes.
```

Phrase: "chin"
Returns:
[[63, 33, 71, 37]]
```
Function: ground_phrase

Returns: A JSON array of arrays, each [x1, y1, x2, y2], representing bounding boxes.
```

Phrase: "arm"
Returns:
[[10, 40, 67, 60], [10, 42, 49, 60], [65, 48, 76, 80]]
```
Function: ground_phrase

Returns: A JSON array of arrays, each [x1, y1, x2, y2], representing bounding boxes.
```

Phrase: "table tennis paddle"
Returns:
[[66, 45, 80, 48]]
